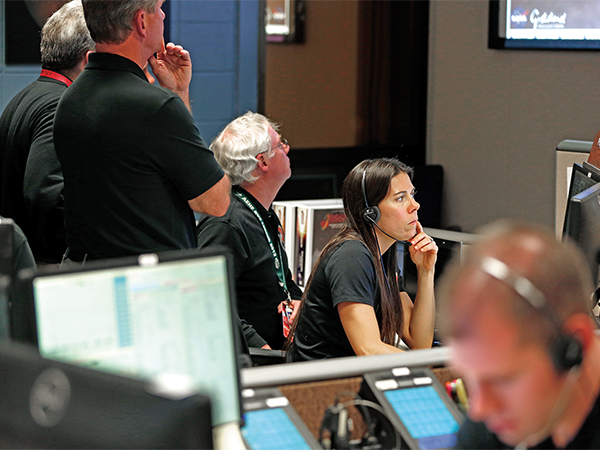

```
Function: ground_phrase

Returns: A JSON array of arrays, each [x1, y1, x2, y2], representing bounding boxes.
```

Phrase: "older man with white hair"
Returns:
[[197, 112, 302, 350]]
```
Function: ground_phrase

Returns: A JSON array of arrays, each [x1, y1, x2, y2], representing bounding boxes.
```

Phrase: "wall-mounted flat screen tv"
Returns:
[[489, 0, 600, 50], [4, 0, 171, 65]]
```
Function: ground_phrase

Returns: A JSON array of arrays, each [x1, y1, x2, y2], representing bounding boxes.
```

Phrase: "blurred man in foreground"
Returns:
[[439, 220, 600, 449]]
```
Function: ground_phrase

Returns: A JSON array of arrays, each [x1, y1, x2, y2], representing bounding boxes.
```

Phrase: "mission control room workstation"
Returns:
[[0, 221, 472, 449], [0, 138, 599, 450]]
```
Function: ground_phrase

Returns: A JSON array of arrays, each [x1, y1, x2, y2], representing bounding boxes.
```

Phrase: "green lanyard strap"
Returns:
[[233, 191, 290, 300]]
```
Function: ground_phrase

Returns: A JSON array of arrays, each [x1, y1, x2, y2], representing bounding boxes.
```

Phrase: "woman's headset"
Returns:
[[361, 167, 381, 225]]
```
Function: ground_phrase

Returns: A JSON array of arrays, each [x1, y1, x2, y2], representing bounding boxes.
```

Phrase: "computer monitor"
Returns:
[[0, 219, 15, 341], [562, 163, 600, 237], [14, 249, 243, 428], [0, 342, 213, 449], [400, 228, 478, 299], [563, 182, 600, 285]]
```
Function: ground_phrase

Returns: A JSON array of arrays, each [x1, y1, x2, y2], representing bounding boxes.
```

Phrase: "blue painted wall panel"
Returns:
[[195, 121, 229, 145], [190, 72, 236, 122], [179, 0, 236, 22], [238, 0, 260, 115], [180, 22, 237, 72], [1, 72, 37, 108]]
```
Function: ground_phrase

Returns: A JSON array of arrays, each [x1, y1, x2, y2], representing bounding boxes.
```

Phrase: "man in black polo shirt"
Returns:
[[197, 112, 302, 350], [0, 1, 94, 264], [53, 0, 230, 261]]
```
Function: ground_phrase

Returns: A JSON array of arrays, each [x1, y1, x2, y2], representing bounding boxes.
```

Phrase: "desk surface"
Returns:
[[241, 347, 451, 389]]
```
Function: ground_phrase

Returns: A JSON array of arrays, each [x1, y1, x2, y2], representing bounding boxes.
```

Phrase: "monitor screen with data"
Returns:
[[241, 387, 323, 450], [25, 250, 241, 427], [362, 367, 464, 450]]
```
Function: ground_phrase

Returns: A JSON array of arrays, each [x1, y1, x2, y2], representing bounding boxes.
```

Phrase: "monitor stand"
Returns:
[[213, 421, 248, 450]]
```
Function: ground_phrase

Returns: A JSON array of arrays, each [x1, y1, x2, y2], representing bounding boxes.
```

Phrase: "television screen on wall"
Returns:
[[4, 0, 171, 66], [489, 0, 600, 50]]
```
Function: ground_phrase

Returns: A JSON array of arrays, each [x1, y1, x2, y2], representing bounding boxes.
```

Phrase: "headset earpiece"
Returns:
[[361, 167, 381, 224], [550, 333, 583, 373], [363, 206, 381, 224]]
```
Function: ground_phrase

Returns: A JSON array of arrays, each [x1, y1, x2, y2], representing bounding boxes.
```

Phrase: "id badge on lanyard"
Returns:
[[282, 291, 293, 338]]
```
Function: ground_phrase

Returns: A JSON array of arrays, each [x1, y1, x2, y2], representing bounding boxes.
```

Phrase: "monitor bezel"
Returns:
[[563, 181, 600, 284], [400, 227, 478, 299], [0, 341, 213, 449], [0, 218, 15, 278]]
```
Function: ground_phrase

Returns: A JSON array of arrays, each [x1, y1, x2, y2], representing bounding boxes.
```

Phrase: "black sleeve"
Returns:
[[145, 97, 224, 202], [326, 241, 378, 309], [197, 219, 249, 282], [23, 119, 66, 260], [240, 317, 268, 348], [12, 222, 36, 274]]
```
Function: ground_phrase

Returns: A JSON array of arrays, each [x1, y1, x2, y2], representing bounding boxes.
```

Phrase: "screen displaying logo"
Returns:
[[510, 7, 529, 28], [501, 1, 600, 48]]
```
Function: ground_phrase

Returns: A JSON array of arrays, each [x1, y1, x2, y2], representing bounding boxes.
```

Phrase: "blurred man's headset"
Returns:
[[480, 256, 583, 372]]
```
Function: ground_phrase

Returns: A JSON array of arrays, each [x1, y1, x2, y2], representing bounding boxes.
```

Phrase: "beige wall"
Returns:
[[428, 0, 600, 232], [265, 0, 360, 148]]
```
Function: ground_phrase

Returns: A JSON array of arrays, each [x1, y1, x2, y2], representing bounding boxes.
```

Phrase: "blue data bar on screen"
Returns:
[[114, 276, 132, 347]]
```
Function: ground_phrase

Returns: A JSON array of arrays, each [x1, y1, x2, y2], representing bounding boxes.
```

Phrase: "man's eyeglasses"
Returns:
[[272, 138, 289, 151]]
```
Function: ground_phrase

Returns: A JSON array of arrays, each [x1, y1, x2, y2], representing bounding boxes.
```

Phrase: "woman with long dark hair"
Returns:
[[288, 158, 437, 360]]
